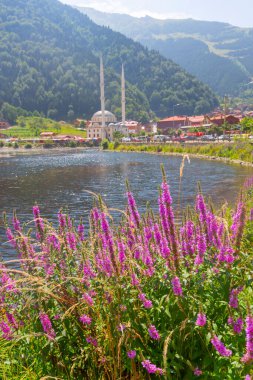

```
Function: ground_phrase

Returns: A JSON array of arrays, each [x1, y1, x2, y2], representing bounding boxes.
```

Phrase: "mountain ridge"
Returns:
[[0, 0, 219, 120], [78, 7, 253, 97]]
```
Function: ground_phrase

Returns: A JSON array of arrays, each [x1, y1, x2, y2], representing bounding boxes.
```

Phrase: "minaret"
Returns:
[[121, 63, 126, 125], [100, 55, 106, 128]]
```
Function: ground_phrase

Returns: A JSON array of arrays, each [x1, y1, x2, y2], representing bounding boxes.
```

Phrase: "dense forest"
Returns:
[[80, 7, 253, 98], [0, 0, 218, 121]]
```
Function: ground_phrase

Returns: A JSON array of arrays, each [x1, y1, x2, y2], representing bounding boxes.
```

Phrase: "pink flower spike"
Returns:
[[194, 367, 203, 376], [80, 314, 92, 325], [196, 313, 207, 327], [127, 350, 136, 359], [148, 325, 160, 340], [171, 276, 183, 297], [211, 335, 232, 357]]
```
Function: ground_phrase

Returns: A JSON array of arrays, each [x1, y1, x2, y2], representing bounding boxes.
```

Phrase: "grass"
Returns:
[[111, 140, 253, 164], [3, 125, 87, 139]]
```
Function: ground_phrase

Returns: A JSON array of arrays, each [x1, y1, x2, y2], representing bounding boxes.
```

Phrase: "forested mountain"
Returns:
[[78, 7, 253, 98], [0, 0, 218, 121]]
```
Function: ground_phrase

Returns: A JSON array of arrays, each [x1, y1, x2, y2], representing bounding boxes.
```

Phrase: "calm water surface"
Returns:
[[0, 149, 252, 260]]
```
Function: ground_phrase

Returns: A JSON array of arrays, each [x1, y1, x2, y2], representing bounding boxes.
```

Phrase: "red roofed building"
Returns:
[[157, 116, 187, 132], [0, 120, 10, 129], [210, 114, 240, 126], [188, 115, 210, 127]]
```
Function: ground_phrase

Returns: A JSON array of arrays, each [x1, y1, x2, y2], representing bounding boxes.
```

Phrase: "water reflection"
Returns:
[[0, 149, 252, 260]]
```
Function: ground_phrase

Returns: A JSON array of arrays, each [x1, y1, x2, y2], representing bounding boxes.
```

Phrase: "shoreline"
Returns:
[[0, 145, 253, 168], [111, 149, 253, 167]]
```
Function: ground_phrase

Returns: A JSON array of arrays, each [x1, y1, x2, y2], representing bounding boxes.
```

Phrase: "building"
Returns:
[[0, 120, 10, 129], [86, 58, 129, 141], [157, 116, 187, 132], [210, 114, 240, 126]]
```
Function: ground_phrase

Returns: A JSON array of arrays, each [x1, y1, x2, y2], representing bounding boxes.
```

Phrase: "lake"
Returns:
[[0, 149, 252, 260]]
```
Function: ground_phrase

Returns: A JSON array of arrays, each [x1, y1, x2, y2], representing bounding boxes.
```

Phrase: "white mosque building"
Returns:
[[87, 57, 129, 141]]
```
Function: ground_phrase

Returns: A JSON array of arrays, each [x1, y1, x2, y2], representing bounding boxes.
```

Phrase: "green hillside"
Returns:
[[79, 7, 253, 97], [0, 0, 218, 121]]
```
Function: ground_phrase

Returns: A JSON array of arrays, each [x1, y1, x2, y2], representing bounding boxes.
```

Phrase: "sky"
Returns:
[[60, 0, 253, 28]]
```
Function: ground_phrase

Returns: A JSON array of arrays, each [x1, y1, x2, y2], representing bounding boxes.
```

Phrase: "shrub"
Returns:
[[13, 142, 19, 149], [101, 139, 109, 150], [24, 143, 32, 149], [68, 140, 78, 148], [43, 142, 54, 149], [113, 140, 120, 149], [0, 140, 4, 148]]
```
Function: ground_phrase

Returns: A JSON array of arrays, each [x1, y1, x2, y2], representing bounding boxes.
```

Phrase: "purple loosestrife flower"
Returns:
[[194, 368, 203, 376], [127, 350, 136, 359], [241, 315, 253, 363], [33, 205, 44, 234], [78, 223, 85, 241], [6, 313, 18, 329], [127, 191, 140, 227], [58, 212, 66, 229], [210, 335, 232, 357], [161, 181, 178, 259], [143, 299, 153, 309], [0, 322, 13, 340], [229, 287, 243, 309], [141, 360, 164, 375], [39, 313, 56, 339], [138, 293, 153, 309], [196, 194, 207, 224], [80, 314, 92, 325], [131, 273, 139, 286], [231, 201, 246, 248], [83, 261, 96, 280], [86, 336, 98, 347], [12, 216, 21, 232], [66, 232, 77, 251], [245, 375, 251, 380], [250, 208, 253, 221], [117, 240, 126, 265], [82, 293, 94, 306], [196, 313, 207, 327], [233, 317, 243, 334], [154, 223, 162, 245], [148, 325, 160, 340], [171, 276, 183, 297], [6, 228, 17, 248]]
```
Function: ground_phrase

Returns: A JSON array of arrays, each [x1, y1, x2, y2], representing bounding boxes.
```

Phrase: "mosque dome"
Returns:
[[91, 110, 117, 124]]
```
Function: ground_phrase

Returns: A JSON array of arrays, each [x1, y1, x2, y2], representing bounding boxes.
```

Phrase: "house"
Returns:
[[210, 114, 240, 126], [40, 132, 56, 138], [188, 115, 210, 127], [157, 116, 187, 132], [125, 121, 142, 135], [0, 120, 10, 129], [74, 118, 86, 127], [144, 122, 157, 134]]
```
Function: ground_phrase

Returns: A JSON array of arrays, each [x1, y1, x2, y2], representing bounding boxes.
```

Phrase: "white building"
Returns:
[[86, 58, 129, 141]]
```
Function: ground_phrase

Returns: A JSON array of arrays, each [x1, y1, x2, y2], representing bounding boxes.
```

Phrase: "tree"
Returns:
[[113, 131, 124, 140], [240, 117, 253, 133]]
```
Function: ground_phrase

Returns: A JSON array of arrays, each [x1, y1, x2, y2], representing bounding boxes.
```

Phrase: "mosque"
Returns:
[[87, 57, 129, 140]]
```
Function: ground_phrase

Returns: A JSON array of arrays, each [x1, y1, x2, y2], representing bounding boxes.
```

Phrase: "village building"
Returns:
[[210, 114, 240, 126], [86, 58, 129, 141], [157, 116, 187, 132], [0, 120, 10, 129]]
